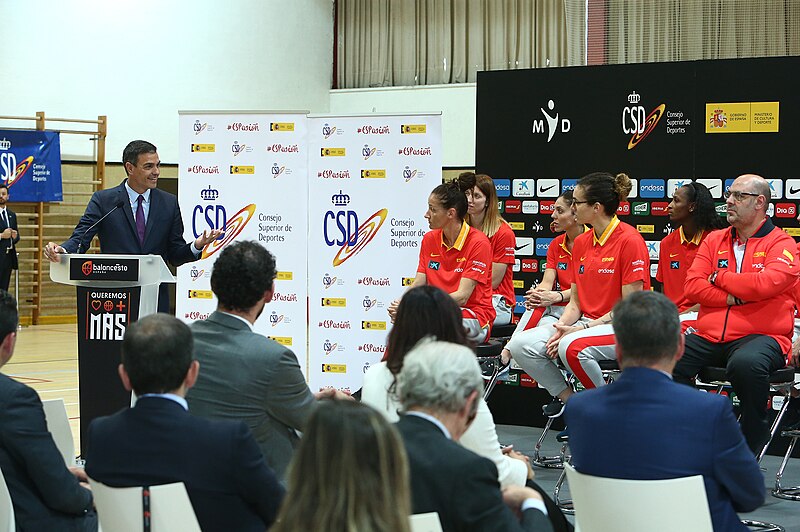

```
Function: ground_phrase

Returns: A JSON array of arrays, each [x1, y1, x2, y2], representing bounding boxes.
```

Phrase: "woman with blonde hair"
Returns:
[[273, 401, 411, 532], [458, 172, 516, 326]]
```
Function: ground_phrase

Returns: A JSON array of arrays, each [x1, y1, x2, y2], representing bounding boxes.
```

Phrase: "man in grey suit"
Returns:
[[186, 241, 350, 478]]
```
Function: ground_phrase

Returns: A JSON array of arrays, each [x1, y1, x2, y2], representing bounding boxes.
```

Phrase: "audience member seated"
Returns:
[[499, 190, 582, 403], [457, 172, 516, 326], [673, 174, 798, 452], [388, 181, 495, 343], [85, 314, 285, 531], [364, 285, 529, 488], [185, 241, 350, 478], [395, 339, 553, 532], [657, 182, 727, 322], [0, 290, 97, 531], [273, 401, 412, 532], [566, 291, 764, 532]]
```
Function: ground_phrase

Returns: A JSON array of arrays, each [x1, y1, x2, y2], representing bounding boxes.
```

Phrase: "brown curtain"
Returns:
[[336, 0, 568, 88]]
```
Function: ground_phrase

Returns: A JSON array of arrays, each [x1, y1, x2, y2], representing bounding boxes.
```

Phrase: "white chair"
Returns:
[[88, 479, 201, 532], [41, 398, 76, 467], [564, 463, 713, 532], [0, 467, 15, 532], [409, 512, 443, 532]]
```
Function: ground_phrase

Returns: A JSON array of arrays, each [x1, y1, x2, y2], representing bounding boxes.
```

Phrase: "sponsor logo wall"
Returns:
[[476, 56, 800, 317], [307, 115, 442, 392], [177, 112, 309, 370]]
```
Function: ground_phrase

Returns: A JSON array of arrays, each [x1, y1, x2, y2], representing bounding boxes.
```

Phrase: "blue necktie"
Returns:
[[136, 195, 146, 245]]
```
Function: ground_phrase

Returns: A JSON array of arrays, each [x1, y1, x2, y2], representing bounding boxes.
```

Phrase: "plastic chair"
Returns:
[[564, 463, 713, 532], [0, 467, 15, 532], [409, 512, 443, 532], [88, 479, 201, 532], [41, 398, 76, 466]]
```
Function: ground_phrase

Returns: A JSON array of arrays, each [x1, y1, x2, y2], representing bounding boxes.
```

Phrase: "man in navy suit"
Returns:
[[85, 313, 285, 531], [44, 140, 221, 312], [0, 184, 19, 291], [565, 291, 764, 532], [0, 290, 97, 531]]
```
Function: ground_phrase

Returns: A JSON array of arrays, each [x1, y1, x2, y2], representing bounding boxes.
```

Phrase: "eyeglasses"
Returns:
[[723, 190, 761, 202], [571, 199, 590, 206]]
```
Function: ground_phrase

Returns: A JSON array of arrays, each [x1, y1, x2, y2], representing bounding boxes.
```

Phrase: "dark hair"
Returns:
[[385, 285, 469, 375], [578, 172, 632, 215], [681, 182, 727, 231], [456, 171, 477, 192], [612, 291, 680, 365], [0, 290, 18, 342], [0, 184, 9, 193], [122, 140, 157, 174], [211, 241, 276, 311], [559, 189, 574, 203], [275, 401, 411, 532], [430, 181, 468, 221], [121, 313, 193, 394]]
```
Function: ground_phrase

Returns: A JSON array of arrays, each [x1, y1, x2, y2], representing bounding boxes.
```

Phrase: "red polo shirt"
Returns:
[[572, 216, 651, 320], [490, 221, 516, 307], [656, 227, 705, 312], [418, 221, 495, 327]]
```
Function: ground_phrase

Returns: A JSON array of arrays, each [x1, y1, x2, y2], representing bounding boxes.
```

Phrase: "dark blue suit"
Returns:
[[564, 367, 764, 532], [85, 396, 284, 532], [0, 373, 96, 531], [61, 180, 197, 312]]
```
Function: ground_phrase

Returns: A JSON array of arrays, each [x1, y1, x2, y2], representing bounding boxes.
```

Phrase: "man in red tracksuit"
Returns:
[[673, 174, 798, 453]]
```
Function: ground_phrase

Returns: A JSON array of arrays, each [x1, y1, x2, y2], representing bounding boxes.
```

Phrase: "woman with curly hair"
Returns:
[[658, 182, 728, 319]]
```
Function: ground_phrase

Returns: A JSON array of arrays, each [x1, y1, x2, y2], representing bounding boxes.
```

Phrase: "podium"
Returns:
[[50, 254, 175, 456]]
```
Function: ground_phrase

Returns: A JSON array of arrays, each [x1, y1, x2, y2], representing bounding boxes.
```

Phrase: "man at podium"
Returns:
[[44, 140, 221, 312]]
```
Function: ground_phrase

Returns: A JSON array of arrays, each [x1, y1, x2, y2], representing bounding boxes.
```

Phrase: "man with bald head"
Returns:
[[674, 174, 798, 453]]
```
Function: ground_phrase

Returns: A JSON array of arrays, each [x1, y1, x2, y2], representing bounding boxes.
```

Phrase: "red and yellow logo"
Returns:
[[6, 156, 34, 187], [331, 208, 388, 267], [82, 260, 93, 276], [200, 204, 256, 259], [628, 104, 665, 150]]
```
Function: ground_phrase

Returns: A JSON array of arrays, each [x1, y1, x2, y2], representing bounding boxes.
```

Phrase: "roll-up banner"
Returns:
[[306, 114, 442, 392], [176, 111, 309, 370], [0, 129, 63, 202]]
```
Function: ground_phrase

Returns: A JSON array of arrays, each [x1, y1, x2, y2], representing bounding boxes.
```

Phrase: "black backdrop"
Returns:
[[476, 56, 800, 449]]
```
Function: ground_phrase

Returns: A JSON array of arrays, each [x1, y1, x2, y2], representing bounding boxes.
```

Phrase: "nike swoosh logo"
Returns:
[[514, 244, 530, 251], [580, 256, 586, 261], [706, 184, 718, 191], [791, 187, 800, 194], [718, 250, 728, 254], [430, 253, 440, 257], [669, 253, 679, 257], [559, 254, 567, 258], [539, 184, 556, 193]]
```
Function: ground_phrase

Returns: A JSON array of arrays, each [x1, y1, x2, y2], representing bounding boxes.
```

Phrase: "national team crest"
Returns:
[[81, 260, 93, 276]]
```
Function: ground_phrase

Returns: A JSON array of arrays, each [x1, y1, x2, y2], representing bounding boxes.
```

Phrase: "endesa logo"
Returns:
[[561, 179, 578, 193], [651, 202, 670, 216], [536, 238, 553, 257], [775, 203, 796, 218], [324, 190, 387, 267], [622, 91, 666, 149], [640, 179, 665, 198], [494, 179, 511, 198], [505, 200, 521, 214]]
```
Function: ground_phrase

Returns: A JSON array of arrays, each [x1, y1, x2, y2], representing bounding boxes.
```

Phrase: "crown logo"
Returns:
[[0, 138, 10, 150], [332, 190, 350, 206], [200, 185, 219, 201], [627, 91, 641, 104]]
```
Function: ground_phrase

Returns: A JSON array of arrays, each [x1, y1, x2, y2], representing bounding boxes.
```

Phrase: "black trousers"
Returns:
[[527, 479, 574, 532], [673, 333, 785, 453]]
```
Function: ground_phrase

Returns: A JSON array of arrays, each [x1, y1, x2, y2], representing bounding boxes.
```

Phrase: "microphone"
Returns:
[[77, 200, 125, 254]]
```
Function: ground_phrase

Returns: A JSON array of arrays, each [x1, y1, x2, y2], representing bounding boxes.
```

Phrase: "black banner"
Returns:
[[76, 286, 141, 456], [476, 56, 800, 314], [69, 257, 139, 282]]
